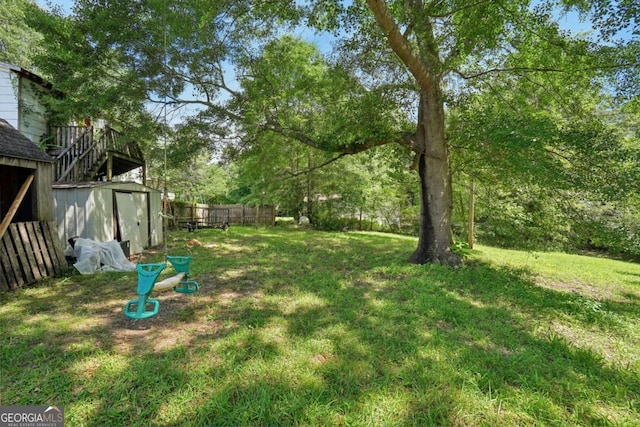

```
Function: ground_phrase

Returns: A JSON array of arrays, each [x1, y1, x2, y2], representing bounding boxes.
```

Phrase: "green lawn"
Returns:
[[1, 226, 639, 426]]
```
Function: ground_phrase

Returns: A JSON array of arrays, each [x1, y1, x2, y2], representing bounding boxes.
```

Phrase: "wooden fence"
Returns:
[[168, 203, 275, 228], [0, 221, 67, 291]]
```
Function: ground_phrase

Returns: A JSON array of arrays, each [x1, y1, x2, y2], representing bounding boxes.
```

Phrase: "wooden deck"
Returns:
[[48, 125, 145, 182]]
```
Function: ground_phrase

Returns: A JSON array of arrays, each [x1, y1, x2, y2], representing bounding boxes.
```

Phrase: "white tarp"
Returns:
[[68, 238, 136, 274]]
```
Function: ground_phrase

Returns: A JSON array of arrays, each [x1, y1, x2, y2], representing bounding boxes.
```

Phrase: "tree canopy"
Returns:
[[4, 0, 639, 261]]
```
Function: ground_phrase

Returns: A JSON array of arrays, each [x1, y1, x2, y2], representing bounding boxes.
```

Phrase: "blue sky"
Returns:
[[37, 0, 73, 15], [37, 0, 597, 35]]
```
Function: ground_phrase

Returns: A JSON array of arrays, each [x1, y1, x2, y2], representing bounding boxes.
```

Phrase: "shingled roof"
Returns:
[[0, 119, 53, 163]]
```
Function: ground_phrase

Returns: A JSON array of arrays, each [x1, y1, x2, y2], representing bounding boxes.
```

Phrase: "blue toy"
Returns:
[[166, 256, 200, 293], [124, 263, 166, 319]]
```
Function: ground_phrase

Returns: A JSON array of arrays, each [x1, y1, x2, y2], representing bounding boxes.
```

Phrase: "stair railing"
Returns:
[[53, 126, 96, 182], [51, 125, 143, 182]]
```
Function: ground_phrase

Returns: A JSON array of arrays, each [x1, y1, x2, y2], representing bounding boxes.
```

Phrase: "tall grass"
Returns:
[[1, 227, 638, 426]]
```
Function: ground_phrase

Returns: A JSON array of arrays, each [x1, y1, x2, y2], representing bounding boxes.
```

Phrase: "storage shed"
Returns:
[[53, 181, 163, 255], [0, 119, 66, 291], [0, 119, 54, 222]]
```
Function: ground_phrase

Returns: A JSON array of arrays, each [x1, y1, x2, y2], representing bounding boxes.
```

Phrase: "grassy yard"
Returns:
[[1, 226, 639, 426]]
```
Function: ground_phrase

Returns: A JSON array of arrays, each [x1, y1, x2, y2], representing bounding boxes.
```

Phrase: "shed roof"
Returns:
[[52, 180, 159, 192], [0, 118, 53, 163]]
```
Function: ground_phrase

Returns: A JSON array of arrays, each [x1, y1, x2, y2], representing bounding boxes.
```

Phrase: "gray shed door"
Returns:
[[115, 191, 148, 254]]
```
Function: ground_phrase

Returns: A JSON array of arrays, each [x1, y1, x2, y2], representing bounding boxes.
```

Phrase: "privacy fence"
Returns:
[[167, 202, 275, 229]]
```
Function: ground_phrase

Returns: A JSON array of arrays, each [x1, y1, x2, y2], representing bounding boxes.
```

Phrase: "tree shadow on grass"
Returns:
[[1, 228, 639, 426], [184, 231, 639, 425], [617, 270, 640, 302], [271, 261, 639, 425]]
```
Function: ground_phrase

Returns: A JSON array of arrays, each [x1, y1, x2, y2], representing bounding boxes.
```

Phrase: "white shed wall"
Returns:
[[53, 186, 114, 244], [53, 182, 163, 252]]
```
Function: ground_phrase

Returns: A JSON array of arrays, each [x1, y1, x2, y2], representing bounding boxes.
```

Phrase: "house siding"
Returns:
[[0, 62, 49, 145], [0, 64, 19, 128], [18, 79, 48, 145]]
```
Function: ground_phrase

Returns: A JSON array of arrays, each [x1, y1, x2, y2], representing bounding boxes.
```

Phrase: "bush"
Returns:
[[570, 202, 640, 258], [473, 188, 571, 251], [466, 185, 640, 258]]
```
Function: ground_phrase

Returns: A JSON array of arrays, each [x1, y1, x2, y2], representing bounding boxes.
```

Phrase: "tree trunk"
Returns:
[[362, 0, 460, 265], [409, 88, 461, 266]]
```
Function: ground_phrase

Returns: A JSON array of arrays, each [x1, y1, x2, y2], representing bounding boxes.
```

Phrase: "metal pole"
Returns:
[[468, 180, 475, 249]]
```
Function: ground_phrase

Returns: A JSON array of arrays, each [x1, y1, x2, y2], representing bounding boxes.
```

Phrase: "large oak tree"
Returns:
[[322, 0, 638, 264]]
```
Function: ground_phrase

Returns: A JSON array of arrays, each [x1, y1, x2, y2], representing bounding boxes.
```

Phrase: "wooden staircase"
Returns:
[[48, 125, 145, 182]]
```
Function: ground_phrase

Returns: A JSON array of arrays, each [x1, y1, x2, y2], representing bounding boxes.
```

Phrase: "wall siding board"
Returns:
[[18, 79, 48, 145], [34, 162, 54, 220], [95, 188, 114, 242], [0, 66, 18, 128]]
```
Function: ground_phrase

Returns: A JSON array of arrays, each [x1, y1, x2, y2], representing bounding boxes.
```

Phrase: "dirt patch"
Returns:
[[102, 277, 262, 354], [534, 276, 618, 301]]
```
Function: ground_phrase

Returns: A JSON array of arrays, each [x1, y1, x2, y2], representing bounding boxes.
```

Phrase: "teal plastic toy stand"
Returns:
[[124, 263, 166, 319], [166, 256, 199, 293]]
